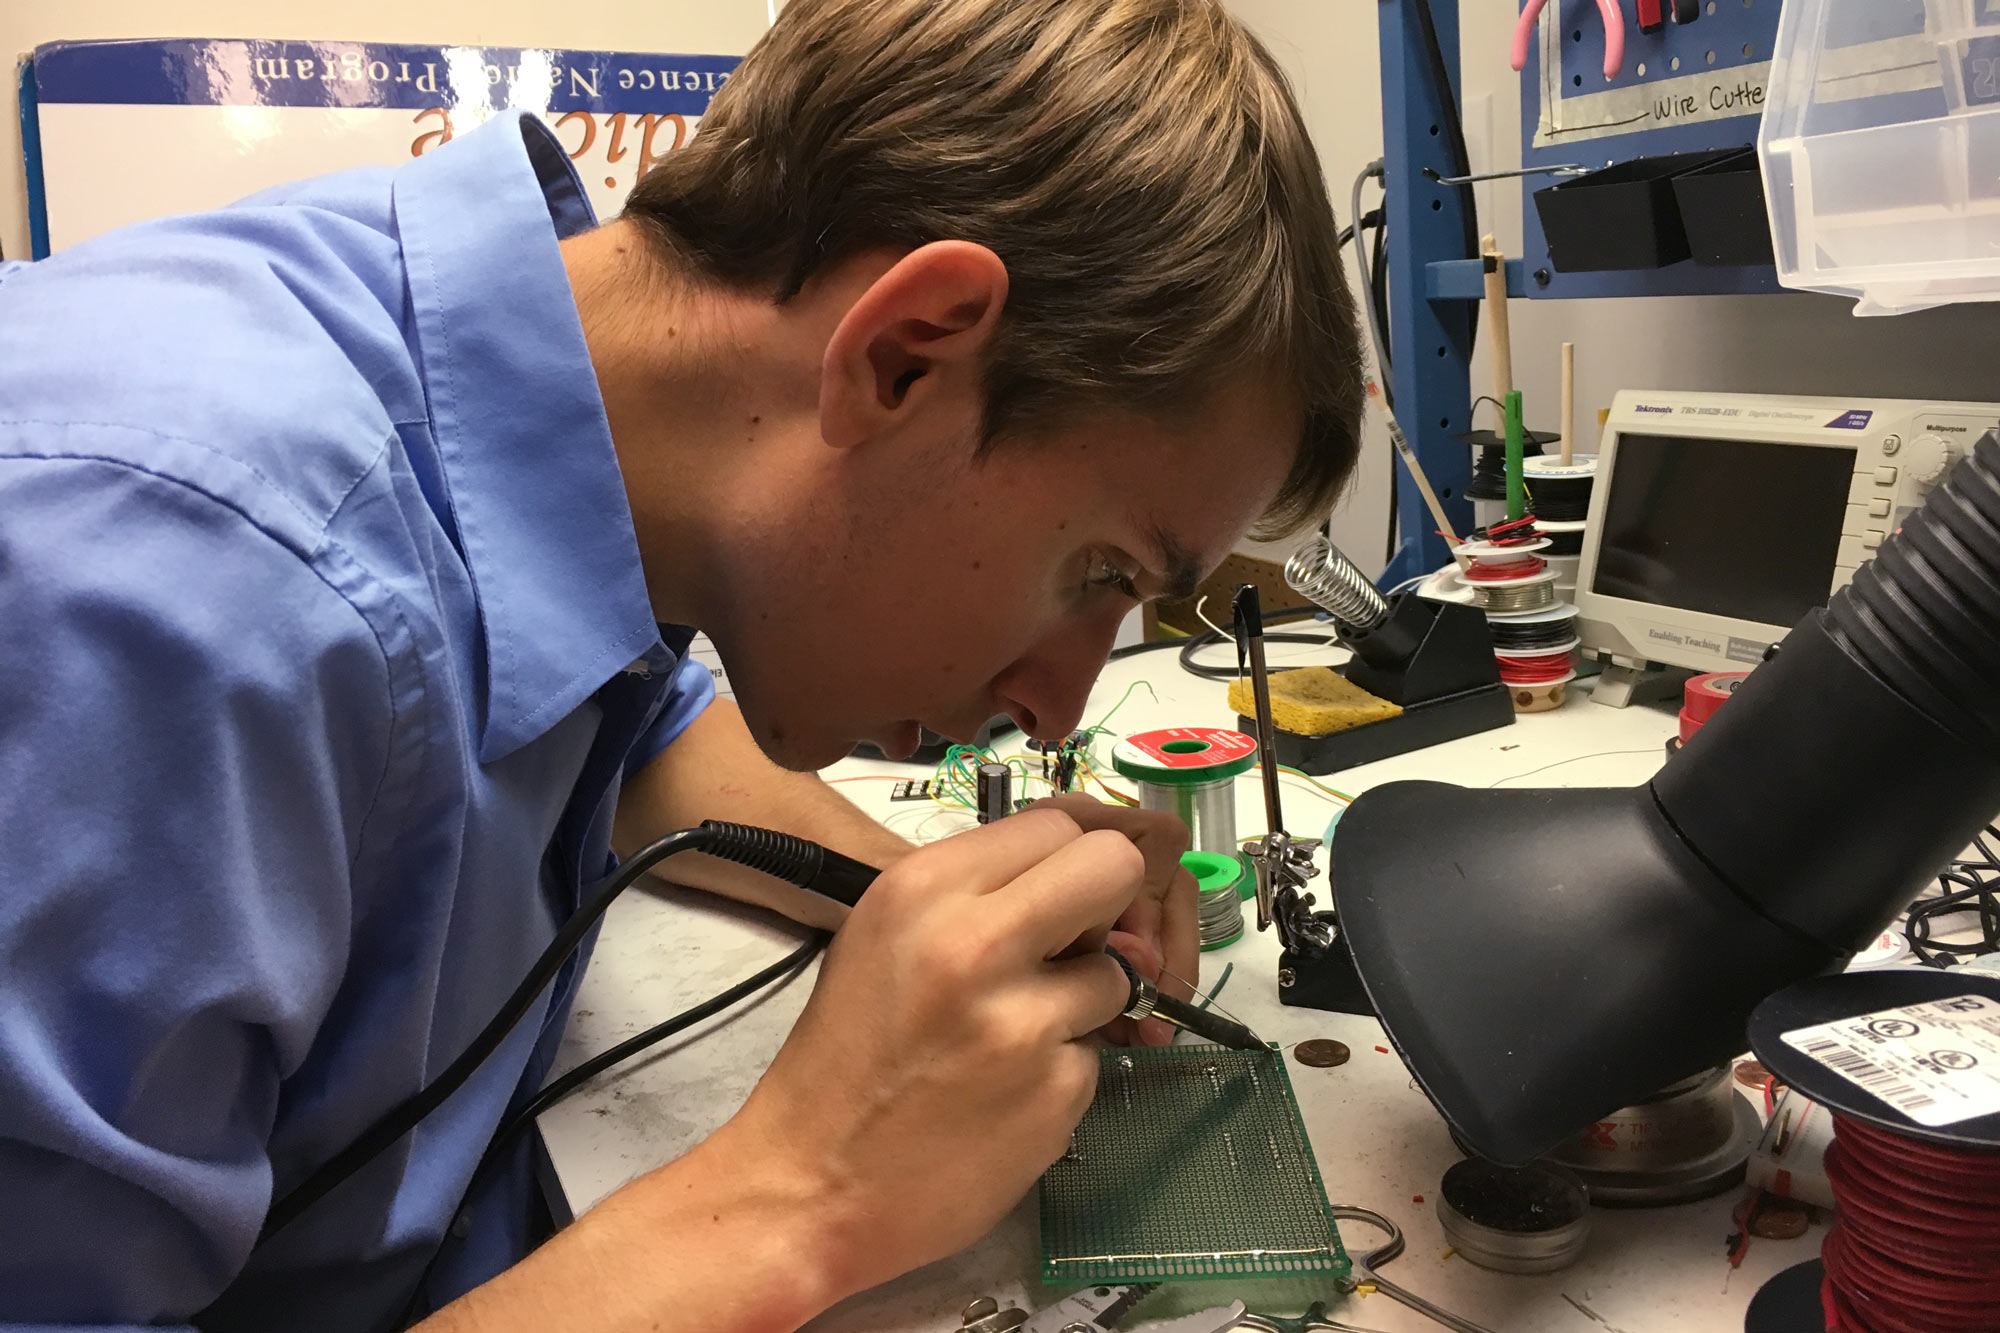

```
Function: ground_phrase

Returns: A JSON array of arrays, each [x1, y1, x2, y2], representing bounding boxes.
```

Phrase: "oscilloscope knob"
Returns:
[[1905, 434, 1963, 488]]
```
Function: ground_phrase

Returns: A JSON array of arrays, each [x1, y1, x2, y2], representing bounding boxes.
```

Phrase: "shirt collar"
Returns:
[[394, 112, 667, 762]]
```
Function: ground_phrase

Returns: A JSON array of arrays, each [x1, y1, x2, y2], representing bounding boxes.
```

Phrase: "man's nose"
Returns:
[[992, 614, 1126, 741]]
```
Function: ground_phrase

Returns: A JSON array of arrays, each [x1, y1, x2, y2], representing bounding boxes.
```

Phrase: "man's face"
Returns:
[[709, 376, 1301, 771]]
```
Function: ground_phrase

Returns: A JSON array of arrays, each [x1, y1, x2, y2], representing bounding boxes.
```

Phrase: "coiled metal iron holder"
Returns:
[[1240, 538, 1514, 778]]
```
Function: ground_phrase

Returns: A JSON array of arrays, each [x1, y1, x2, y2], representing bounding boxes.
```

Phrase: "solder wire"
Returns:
[[1475, 580, 1556, 614]]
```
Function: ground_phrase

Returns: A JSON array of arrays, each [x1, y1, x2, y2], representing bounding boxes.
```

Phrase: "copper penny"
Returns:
[[1734, 1059, 1773, 1091], [1294, 1039, 1350, 1068], [1748, 1199, 1812, 1241]]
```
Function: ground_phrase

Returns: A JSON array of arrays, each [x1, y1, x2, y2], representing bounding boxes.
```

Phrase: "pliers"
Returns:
[[1511, 0, 1626, 82]]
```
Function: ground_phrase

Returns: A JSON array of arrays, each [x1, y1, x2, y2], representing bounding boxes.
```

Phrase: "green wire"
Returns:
[[1086, 679, 1158, 737], [1195, 962, 1235, 1012]]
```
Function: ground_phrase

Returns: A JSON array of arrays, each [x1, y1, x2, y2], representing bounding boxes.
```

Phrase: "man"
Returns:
[[0, 1, 1361, 1329]]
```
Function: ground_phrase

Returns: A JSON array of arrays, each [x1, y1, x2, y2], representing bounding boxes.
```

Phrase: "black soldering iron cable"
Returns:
[[487, 929, 828, 1161], [260, 827, 718, 1240], [261, 820, 875, 1241], [390, 929, 827, 1329]]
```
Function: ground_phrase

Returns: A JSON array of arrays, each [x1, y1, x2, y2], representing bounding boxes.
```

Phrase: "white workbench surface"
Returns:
[[539, 636, 1816, 1332]]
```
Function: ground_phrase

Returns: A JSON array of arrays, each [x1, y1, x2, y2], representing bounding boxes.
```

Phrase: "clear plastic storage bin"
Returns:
[[1760, 0, 2000, 314]]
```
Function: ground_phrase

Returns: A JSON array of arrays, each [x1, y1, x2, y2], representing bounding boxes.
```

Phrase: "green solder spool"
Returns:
[[1180, 851, 1249, 950], [1112, 728, 1255, 951]]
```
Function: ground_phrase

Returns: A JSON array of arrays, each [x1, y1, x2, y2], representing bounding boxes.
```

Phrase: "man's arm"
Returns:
[[613, 698, 915, 930], [618, 697, 1202, 1039], [0, 458, 391, 1326], [419, 811, 1142, 1333]]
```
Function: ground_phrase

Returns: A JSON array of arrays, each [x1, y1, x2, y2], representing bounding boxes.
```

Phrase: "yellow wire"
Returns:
[[1262, 764, 1355, 804]]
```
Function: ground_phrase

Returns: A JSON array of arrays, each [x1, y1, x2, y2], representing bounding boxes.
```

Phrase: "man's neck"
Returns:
[[560, 220, 802, 630]]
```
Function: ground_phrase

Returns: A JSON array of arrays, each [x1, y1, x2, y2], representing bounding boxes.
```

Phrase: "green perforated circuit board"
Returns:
[[1038, 1044, 1352, 1285]]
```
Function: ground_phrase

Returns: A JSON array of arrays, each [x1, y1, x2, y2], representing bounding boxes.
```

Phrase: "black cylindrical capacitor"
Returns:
[[975, 761, 1012, 824]]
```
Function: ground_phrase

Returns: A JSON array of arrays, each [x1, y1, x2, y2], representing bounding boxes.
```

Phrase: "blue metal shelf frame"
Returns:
[[1375, 0, 1799, 585], [1377, 0, 1481, 588]]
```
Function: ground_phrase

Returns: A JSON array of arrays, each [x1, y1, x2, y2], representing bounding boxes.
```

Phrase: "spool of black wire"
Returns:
[[1463, 428, 1557, 502], [1486, 604, 1580, 653], [1540, 526, 1587, 557], [1524, 458, 1597, 522]]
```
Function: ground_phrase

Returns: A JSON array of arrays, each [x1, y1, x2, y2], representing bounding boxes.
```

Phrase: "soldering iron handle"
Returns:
[[805, 846, 881, 907], [696, 819, 881, 906]]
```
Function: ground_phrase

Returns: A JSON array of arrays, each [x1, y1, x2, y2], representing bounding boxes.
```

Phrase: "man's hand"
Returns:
[[1024, 793, 1198, 1046], [724, 808, 1144, 1303]]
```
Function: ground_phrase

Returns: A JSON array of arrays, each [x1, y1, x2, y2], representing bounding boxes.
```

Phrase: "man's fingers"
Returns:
[[896, 806, 1083, 899], [1156, 863, 1200, 1004], [1028, 795, 1189, 885], [989, 828, 1145, 962], [1037, 951, 1134, 1041]]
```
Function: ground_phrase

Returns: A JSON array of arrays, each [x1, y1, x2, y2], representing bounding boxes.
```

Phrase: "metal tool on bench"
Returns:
[[957, 1287, 1246, 1333], [1231, 585, 1369, 1016]]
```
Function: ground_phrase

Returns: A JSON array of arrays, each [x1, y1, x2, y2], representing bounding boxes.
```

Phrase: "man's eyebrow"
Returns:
[[1148, 526, 1205, 602]]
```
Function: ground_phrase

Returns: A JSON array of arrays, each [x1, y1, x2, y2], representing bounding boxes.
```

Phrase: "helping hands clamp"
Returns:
[[1232, 586, 1371, 1015]]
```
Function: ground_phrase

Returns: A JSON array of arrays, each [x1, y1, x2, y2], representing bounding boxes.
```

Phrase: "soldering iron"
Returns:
[[262, 816, 1261, 1241]]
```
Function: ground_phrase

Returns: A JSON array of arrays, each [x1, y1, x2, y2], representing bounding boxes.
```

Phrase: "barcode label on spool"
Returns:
[[1782, 996, 2000, 1127]]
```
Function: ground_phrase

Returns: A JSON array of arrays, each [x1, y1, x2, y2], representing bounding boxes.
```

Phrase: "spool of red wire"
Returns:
[[1496, 653, 1575, 685], [1464, 555, 1549, 583], [1819, 1114, 2000, 1331]]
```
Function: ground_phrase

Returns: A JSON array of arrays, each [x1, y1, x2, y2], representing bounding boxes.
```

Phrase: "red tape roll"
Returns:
[[1679, 672, 1748, 744]]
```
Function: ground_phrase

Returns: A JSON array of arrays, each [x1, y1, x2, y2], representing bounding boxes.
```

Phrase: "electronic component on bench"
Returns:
[[974, 761, 1012, 824], [1026, 729, 1090, 795]]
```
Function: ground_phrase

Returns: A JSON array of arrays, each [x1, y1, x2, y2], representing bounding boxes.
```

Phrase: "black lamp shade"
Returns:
[[1332, 781, 1839, 1165]]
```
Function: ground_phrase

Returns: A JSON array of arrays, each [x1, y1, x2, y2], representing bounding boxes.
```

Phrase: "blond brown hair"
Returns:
[[624, 0, 1362, 536]]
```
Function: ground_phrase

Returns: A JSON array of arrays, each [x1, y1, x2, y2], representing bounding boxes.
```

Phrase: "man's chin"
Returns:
[[735, 709, 848, 773]]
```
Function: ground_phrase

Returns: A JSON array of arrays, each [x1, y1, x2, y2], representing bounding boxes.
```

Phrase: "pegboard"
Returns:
[[1517, 0, 1934, 298]]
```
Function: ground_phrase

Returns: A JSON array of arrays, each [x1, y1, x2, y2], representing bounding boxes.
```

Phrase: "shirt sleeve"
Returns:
[[0, 457, 393, 1327], [623, 649, 718, 780]]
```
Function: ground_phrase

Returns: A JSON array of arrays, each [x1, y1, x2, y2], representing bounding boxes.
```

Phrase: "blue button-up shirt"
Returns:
[[0, 113, 712, 1330]]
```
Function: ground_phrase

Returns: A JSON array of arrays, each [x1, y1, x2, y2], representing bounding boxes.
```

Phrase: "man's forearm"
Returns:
[[614, 700, 914, 929], [416, 1118, 847, 1333]]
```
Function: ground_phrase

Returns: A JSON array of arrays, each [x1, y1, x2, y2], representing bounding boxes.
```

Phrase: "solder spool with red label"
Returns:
[[1111, 728, 1256, 949]]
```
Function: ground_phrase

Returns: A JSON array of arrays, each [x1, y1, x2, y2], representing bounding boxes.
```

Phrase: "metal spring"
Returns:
[[1285, 535, 1389, 631], [1476, 580, 1557, 615]]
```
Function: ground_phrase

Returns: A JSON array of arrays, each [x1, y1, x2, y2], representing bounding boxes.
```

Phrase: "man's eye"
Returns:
[[1086, 558, 1141, 601]]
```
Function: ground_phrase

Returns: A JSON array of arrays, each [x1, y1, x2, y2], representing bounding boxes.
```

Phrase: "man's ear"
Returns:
[[819, 240, 1008, 451]]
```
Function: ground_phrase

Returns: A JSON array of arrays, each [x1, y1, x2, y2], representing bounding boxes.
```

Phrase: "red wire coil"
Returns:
[[1464, 555, 1549, 583], [1819, 1113, 2000, 1332], [1496, 653, 1574, 685]]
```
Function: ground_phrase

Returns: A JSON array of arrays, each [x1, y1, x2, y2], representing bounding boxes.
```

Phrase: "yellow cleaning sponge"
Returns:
[[1228, 667, 1402, 737]]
